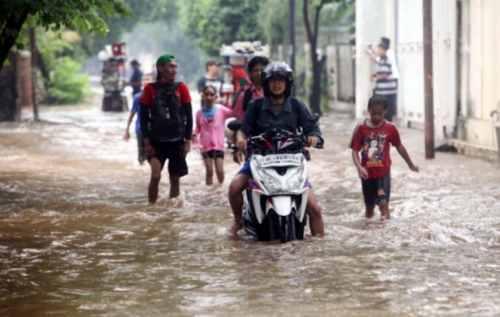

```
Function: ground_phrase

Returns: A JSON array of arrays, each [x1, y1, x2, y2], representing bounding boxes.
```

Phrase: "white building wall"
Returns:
[[356, 0, 457, 143], [397, 0, 424, 124], [461, 0, 500, 149], [355, 0, 396, 119]]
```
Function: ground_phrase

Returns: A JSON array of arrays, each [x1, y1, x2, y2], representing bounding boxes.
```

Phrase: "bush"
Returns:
[[46, 57, 89, 104]]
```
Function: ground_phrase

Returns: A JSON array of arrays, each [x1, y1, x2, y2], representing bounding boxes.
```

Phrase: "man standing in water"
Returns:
[[124, 73, 154, 165], [232, 55, 269, 121], [230, 55, 269, 163], [139, 54, 193, 202], [128, 60, 143, 98], [228, 62, 325, 236], [367, 37, 398, 121], [197, 59, 227, 105]]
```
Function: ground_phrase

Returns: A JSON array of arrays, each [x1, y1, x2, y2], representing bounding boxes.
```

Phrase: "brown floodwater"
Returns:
[[1, 104, 500, 316]]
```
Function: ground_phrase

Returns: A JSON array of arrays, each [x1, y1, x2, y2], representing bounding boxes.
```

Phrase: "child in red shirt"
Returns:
[[349, 95, 419, 219]]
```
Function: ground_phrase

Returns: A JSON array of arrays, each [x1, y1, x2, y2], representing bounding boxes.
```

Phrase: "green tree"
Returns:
[[183, 0, 264, 56], [122, 22, 207, 83], [303, 0, 353, 114], [258, 0, 290, 51], [81, 0, 180, 57], [0, 0, 132, 71], [46, 57, 90, 104]]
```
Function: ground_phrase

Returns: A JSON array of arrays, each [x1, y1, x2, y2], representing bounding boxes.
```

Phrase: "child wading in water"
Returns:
[[349, 95, 419, 220], [193, 86, 234, 185]]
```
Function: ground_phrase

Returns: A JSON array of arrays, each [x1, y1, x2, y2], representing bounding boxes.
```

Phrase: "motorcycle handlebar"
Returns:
[[248, 133, 324, 149]]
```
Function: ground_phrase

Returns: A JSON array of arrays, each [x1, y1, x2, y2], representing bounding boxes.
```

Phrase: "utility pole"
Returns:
[[423, 0, 434, 159], [289, 0, 296, 93], [29, 27, 39, 121]]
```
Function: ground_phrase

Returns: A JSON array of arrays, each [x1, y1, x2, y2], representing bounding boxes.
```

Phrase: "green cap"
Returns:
[[156, 53, 177, 66]]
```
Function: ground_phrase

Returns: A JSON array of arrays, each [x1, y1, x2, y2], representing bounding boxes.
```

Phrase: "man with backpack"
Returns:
[[228, 62, 325, 237], [232, 55, 269, 121], [230, 56, 269, 162], [139, 54, 193, 202]]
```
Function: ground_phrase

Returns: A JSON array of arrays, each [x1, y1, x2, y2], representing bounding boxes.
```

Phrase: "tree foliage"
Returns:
[[46, 57, 89, 104], [81, 0, 180, 57], [258, 0, 292, 50], [122, 22, 207, 83], [183, 0, 264, 56], [0, 0, 131, 70], [303, 0, 354, 114]]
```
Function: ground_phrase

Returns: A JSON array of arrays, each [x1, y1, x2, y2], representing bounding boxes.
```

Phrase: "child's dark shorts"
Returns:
[[361, 172, 391, 206], [149, 141, 188, 177], [202, 150, 224, 159]]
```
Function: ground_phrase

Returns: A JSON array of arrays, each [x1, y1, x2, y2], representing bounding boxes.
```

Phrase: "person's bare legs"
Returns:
[[228, 174, 249, 234], [214, 158, 224, 184], [379, 201, 390, 220], [365, 205, 375, 218], [203, 158, 214, 185], [306, 190, 324, 237], [169, 175, 180, 198], [148, 158, 162, 203]]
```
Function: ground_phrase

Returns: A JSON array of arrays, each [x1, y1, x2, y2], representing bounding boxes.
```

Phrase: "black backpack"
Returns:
[[232, 85, 254, 113], [242, 88, 253, 111], [150, 82, 186, 140]]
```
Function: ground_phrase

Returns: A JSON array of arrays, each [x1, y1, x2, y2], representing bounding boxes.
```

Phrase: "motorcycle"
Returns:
[[229, 120, 323, 242]]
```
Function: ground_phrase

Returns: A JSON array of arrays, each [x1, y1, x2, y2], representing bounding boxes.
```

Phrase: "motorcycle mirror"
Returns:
[[311, 113, 320, 124], [227, 120, 242, 131]]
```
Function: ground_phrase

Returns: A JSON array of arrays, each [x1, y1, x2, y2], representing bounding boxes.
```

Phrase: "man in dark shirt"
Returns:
[[228, 62, 325, 237], [197, 59, 226, 105], [129, 60, 143, 97]]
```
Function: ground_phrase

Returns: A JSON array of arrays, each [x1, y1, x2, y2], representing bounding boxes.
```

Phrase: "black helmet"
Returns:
[[261, 61, 294, 98]]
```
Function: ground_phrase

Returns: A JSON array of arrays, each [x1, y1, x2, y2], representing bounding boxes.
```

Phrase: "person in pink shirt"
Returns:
[[232, 56, 269, 121], [193, 86, 235, 185]]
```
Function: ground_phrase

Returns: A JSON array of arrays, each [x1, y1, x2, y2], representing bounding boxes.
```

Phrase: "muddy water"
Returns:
[[1, 104, 500, 316]]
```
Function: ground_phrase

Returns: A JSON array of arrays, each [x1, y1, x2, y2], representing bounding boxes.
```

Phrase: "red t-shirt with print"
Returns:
[[139, 81, 191, 110], [349, 120, 402, 179]]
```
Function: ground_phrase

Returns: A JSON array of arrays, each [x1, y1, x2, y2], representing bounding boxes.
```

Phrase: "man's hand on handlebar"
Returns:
[[236, 139, 247, 150], [236, 131, 248, 150], [307, 136, 319, 148], [232, 150, 244, 164]]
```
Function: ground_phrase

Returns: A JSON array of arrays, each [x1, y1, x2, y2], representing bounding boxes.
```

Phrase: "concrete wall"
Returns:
[[356, 0, 458, 143], [356, 0, 500, 152], [460, 0, 500, 149], [337, 45, 355, 102], [355, 0, 396, 119], [18, 51, 32, 108], [0, 51, 29, 121]]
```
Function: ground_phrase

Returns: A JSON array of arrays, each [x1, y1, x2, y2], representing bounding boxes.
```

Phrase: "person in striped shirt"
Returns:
[[369, 38, 398, 122]]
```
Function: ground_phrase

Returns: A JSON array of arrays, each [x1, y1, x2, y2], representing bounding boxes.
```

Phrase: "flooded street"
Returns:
[[1, 102, 500, 316]]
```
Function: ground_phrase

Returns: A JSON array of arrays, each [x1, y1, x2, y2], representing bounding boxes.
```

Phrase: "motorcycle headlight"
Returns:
[[262, 174, 282, 192], [286, 171, 303, 191]]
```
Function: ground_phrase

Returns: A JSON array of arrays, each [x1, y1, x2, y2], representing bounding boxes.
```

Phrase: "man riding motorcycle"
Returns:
[[228, 61, 325, 237]]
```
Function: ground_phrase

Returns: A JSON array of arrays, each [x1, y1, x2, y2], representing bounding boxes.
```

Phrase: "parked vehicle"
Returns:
[[98, 42, 128, 112]]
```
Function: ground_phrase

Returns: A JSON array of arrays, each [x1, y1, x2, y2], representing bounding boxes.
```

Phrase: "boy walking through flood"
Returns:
[[349, 95, 419, 219], [124, 73, 154, 165]]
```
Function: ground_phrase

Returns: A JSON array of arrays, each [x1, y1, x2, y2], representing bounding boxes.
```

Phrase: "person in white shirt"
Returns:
[[367, 37, 399, 121]]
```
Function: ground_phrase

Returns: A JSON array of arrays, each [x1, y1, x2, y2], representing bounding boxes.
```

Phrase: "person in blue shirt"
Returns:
[[228, 62, 325, 237], [128, 60, 143, 97], [124, 73, 154, 164]]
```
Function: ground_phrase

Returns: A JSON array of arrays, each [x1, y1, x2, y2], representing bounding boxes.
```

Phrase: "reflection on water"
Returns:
[[1, 105, 500, 316]]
